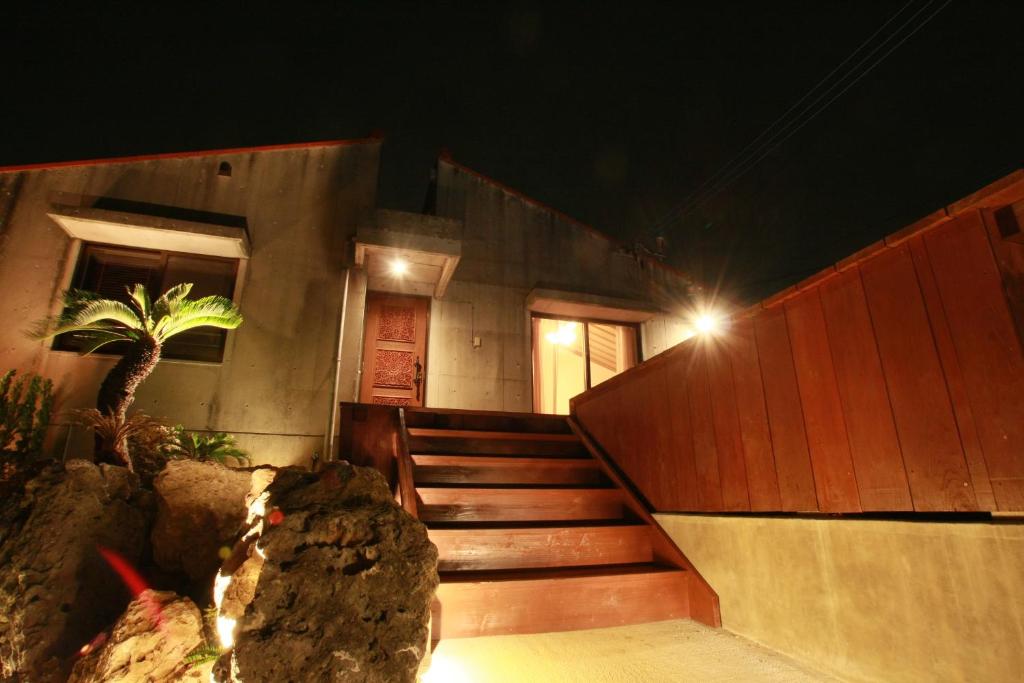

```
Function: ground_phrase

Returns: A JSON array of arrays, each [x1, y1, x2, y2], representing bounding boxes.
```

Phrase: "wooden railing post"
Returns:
[[396, 408, 419, 519]]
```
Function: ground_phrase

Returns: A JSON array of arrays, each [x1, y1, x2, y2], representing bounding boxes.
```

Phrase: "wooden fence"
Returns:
[[573, 171, 1024, 513]]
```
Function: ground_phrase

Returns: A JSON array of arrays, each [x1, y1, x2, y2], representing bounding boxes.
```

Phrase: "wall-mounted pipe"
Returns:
[[323, 267, 351, 464]]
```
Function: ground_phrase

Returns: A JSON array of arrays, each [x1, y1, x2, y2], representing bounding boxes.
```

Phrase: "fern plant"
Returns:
[[183, 643, 221, 668], [164, 427, 250, 466], [67, 409, 167, 472], [0, 369, 54, 456]]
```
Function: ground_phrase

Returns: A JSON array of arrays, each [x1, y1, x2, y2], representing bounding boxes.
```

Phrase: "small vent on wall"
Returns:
[[994, 200, 1024, 241], [217, 161, 232, 178]]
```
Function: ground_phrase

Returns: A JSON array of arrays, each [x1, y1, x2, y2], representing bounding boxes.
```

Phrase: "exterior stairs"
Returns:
[[399, 407, 721, 641]]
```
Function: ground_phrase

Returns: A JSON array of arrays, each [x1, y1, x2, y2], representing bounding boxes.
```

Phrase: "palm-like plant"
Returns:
[[35, 283, 242, 419], [164, 427, 250, 465]]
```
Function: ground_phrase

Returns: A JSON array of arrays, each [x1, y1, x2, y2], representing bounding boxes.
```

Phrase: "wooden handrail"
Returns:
[[396, 408, 419, 519]]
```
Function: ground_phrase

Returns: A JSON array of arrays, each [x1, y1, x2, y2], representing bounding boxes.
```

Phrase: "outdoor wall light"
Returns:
[[694, 313, 719, 334], [390, 258, 409, 276]]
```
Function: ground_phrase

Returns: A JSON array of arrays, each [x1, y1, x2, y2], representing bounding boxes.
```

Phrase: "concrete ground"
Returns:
[[420, 619, 836, 682]]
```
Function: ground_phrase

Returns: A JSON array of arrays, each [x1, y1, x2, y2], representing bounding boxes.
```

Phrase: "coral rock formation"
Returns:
[[68, 589, 208, 682], [0, 460, 150, 682], [151, 460, 252, 583], [216, 463, 438, 683]]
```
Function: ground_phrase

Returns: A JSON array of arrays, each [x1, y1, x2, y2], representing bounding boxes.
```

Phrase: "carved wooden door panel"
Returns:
[[359, 293, 430, 407]]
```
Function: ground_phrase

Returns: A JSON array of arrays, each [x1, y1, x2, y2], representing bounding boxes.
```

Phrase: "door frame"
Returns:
[[530, 312, 642, 413], [359, 290, 432, 406]]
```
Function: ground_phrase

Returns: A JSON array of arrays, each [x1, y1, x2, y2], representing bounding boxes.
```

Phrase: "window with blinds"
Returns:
[[531, 315, 640, 414], [54, 244, 238, 362]]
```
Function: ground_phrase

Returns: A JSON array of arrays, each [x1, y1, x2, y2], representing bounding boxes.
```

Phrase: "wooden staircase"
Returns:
[[396, 407, 721, 641]]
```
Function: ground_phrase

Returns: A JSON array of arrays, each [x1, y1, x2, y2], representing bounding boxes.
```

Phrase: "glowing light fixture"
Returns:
[[390, 258, 409, 276], [545, 322, 578, 346], [695, 313, 718, 334], [686, 306, 725, 337]]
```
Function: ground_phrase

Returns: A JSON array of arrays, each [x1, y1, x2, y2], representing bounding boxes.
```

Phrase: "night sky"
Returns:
[[5, 2, 1023, 302]]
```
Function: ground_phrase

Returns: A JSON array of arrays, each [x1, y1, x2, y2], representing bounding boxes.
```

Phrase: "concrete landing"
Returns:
[[420, 619, 836, 682]]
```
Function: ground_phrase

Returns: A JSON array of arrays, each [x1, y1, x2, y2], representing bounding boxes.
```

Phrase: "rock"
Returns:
[[151, 460, 252, 583], [216, 463, 438, 683], [0, 460, 150, 682], [68, 589, 209, 683]]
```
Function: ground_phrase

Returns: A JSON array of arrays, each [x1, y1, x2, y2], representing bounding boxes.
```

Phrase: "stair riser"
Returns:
[[405, 410, 572, 435], [418, 489, 626, 523], [432, 570, 691, 639], [409, 437, 587, 458], [413, 456, 606, 486], [431, 526, 653, 571]]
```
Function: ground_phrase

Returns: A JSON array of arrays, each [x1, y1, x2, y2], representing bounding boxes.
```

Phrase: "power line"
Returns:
[[650, 0, 920, 235], [650, 0, 954, 237], [675, 0, 954, 221]]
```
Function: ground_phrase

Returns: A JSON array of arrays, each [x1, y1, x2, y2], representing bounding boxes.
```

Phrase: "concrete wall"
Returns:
[[0, 145, 692, 464], [0, 142, 381, 467], [427, 159, 691, 412], [656, 513, 1024, 682]]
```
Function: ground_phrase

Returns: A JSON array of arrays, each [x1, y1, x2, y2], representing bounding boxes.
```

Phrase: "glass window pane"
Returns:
[[533, 317, 586, 415], [54, 244, 237, 363], [54, 246, 162, 353], [587, 323, 638, 387], [161, 255, 237, 362]]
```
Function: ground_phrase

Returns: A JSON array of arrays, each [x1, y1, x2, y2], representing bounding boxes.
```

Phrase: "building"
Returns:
[[0, 137, 694, 466], [3, 138, 1022, 682]]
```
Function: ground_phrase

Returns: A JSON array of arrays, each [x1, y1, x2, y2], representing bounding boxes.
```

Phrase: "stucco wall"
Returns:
[[656, 513, 1024, 682], [428, 160, 691, 412], [0, 142, 381, 466]]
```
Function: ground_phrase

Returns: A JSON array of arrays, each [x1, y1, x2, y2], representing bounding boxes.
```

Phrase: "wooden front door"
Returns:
[[359, 292, 430, 407]]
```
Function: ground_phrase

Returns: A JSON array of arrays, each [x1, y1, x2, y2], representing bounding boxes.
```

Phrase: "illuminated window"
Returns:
[[54, 244, 238, 362], [532, 315, 639, 414]]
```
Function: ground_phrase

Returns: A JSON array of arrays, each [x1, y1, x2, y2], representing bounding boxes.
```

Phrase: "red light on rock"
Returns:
[[268, 509, 285, 525]]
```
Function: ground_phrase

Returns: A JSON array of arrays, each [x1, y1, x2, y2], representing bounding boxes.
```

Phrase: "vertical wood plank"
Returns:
[[612, 377, 649, 502], [754, 308, 819, 511], [923, 214, 1024, 510], [785, 291, 862, 512], [729, 318, 782, 511], [663, 346, 700, 510], [819, 270, 913, 511], [629, 371, 677, 510], [705, 339, 751, 510], [907, 234, 997, 510], [687, 345, 725, 511], [860, 245, 978, 511]]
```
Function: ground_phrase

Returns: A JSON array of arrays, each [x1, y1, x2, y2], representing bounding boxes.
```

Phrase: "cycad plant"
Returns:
[[165, 427, 250, 465], [66, 409, 168, 471], [34, 284, 242, 419]]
